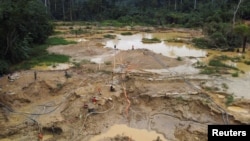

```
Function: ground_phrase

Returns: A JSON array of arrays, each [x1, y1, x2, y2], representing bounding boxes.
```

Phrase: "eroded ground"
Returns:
[[0, 24, 250, 141]]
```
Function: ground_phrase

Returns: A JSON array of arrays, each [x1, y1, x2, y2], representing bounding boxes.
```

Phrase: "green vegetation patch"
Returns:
[[121, 32, 133, 35], [231, 72, 239, 77], [199, 67, 218, 75], [142, 38, 161, 43], [225, 94, 234, 106], [177, 57, 182, 61], [209, 58, 238, 70], [244, 60, 250, 65], [46, 37, 77, 45], [198, 55, 241, 75], [209, 59, 227, 68], [214, 55, 242, 62], [13, 54, 70, 70], [12, 37, 74, 71], [103, 34, 116, 39], [192, 38, 210, 49]]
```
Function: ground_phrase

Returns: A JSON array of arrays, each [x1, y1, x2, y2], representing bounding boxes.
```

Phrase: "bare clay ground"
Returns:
[[0, 25, 250, 141]]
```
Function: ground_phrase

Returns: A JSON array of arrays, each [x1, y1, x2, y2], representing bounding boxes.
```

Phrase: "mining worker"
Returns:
[[83, 104, 88, 109], [38, 132, 43, 141], [110, 85, 115, 92], [65, 70, 69, 78], [7, 73, 14, 82], [92, 97, 97, 104], [7, 74, 11, 81], [132, 45, 134, 50], [98, 87, 102, 95], [34, 71, 37, 80]]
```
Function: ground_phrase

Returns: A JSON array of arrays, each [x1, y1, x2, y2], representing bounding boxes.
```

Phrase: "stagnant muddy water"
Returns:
[[89, 124, 167, 141], [104, 33, 207, 58]]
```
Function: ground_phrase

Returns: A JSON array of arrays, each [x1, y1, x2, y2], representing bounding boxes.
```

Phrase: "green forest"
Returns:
[[0, 0, 250, 75]]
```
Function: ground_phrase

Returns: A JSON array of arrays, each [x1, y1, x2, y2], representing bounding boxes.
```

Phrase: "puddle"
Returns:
[[89, 124, 167, 141], [105, 33, 206, 58]]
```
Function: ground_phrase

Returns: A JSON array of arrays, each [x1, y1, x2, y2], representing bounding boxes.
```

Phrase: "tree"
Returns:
[[234, 24, 250, 53], [233, 0, 243, 28], [0, 0, 53, 64], [194, 0, 197, 9]]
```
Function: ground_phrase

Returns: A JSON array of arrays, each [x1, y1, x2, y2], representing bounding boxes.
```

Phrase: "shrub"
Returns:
[[200, 67, 216, 74], [209, 59, 226, 67], [142, 38, 161, 43], [121, 32, 133, 35], [226, 94, 234, 106], [103, 34, 116, 39], [232, 72, 239, 77], [244, 60, 250, 65], [177, 57, 182, 61], [192, 38, 210, 49]]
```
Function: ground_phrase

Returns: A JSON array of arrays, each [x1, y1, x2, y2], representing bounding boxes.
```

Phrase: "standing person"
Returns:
[[7, 74, 11, 81], [114, 45, 116, 49], [98, 87, 102, 95], [65, 70, 68, 78], [34, 71, 37, 80], [132, 45, 134, 50], [110, 85, 115, 92], [38, 132, 43, 141]]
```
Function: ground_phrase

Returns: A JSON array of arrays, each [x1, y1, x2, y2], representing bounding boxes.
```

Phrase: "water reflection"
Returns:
[[105, 33, 206, 58], [89, 124, 167, 141]]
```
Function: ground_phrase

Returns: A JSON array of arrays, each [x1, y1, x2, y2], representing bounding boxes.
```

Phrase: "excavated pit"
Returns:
[[0, 67, 245, 141]]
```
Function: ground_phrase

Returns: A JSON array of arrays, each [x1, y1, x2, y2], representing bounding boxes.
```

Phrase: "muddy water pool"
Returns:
[[104, 33, 207, 58], [89, 124, 167, 141]]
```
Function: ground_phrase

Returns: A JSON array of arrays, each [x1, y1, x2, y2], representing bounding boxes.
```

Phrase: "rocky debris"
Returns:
[[7, 73, 20, 82]]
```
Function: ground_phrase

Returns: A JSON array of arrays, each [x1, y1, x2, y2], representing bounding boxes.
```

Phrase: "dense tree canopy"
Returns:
[[44, 0, 250, 24], [1, 0, 250, 74], [0, 0, 53, 74]]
